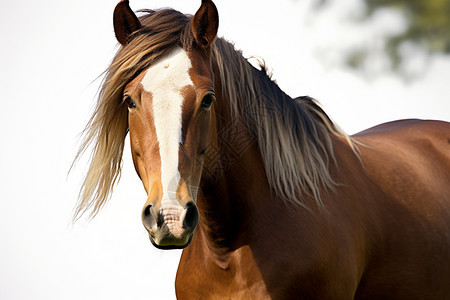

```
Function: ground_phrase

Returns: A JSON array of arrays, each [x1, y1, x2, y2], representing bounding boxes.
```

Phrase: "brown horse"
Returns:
[[74, 0, 450, 298]]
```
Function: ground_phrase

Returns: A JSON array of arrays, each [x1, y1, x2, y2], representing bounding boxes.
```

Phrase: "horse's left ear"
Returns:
[[191, 0, 219, 48], [113, 0, 141, 45]]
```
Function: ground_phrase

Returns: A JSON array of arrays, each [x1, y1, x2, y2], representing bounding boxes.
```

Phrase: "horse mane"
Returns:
[[211, 40, 354, 209], [74, 8, 353, 219]]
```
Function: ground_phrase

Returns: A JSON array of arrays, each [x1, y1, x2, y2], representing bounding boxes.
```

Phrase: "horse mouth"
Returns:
[[149, 234, 193, 250]]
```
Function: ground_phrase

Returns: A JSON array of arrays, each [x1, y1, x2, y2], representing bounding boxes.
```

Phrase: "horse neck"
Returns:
[[194, 45, 352, 265], [193, 56, 288, 262], [195, 146, 267, 266]]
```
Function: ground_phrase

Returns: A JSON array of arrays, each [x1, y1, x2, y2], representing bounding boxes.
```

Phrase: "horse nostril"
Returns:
[[142, 203, 157, 231], [143, 204, 152, 217], [183, 202, 199, 231]]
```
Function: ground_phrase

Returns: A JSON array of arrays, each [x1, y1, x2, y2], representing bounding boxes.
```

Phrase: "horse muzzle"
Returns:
[[142, 200, 199, 249]]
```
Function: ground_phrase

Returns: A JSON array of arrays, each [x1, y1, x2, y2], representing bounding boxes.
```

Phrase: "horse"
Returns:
[[74, 0, 450, 298]]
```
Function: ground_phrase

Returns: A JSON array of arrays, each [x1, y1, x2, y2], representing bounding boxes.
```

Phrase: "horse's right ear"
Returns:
[[113, 0, 141, 45]]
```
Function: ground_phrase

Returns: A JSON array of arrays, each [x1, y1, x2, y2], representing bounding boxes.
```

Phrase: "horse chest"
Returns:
[[175, 246, 271, 299]]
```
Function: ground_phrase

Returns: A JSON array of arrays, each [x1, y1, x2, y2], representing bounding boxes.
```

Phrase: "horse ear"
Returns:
[[113, 0, 141, 45], [191, 0, 219, 48]]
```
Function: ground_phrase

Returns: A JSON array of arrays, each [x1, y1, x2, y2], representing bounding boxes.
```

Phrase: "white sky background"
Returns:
[[0, 0, 448, 299]]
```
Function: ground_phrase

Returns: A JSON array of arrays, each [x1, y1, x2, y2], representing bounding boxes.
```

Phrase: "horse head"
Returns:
[[114, 0, 219, 249]]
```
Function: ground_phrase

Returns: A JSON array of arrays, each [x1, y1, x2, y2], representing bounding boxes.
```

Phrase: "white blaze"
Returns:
[[141, 48, 193, 219]]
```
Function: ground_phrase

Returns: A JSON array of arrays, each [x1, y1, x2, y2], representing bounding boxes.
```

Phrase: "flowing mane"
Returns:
[[211, 38, 354, 210], [74, 8, 351, 219]]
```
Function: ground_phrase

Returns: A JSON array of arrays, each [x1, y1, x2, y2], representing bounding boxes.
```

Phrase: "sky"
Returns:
[[0, 0, 449, 299]]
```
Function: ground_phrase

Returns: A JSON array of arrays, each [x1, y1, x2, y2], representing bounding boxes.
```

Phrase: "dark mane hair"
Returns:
[[74, 8, 353, 219]]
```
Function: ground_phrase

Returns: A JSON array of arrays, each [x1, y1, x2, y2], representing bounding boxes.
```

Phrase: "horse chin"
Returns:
[[149, 233, 193, 250]]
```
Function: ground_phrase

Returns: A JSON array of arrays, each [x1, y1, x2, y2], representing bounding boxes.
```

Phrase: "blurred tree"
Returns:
[[367, 0, 450, 67], [315, 0, 450, 74]]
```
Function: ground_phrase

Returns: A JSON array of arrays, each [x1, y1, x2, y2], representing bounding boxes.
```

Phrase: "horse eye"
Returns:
[[124, 95, 136, 109], [201, 93, 215, 109]]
